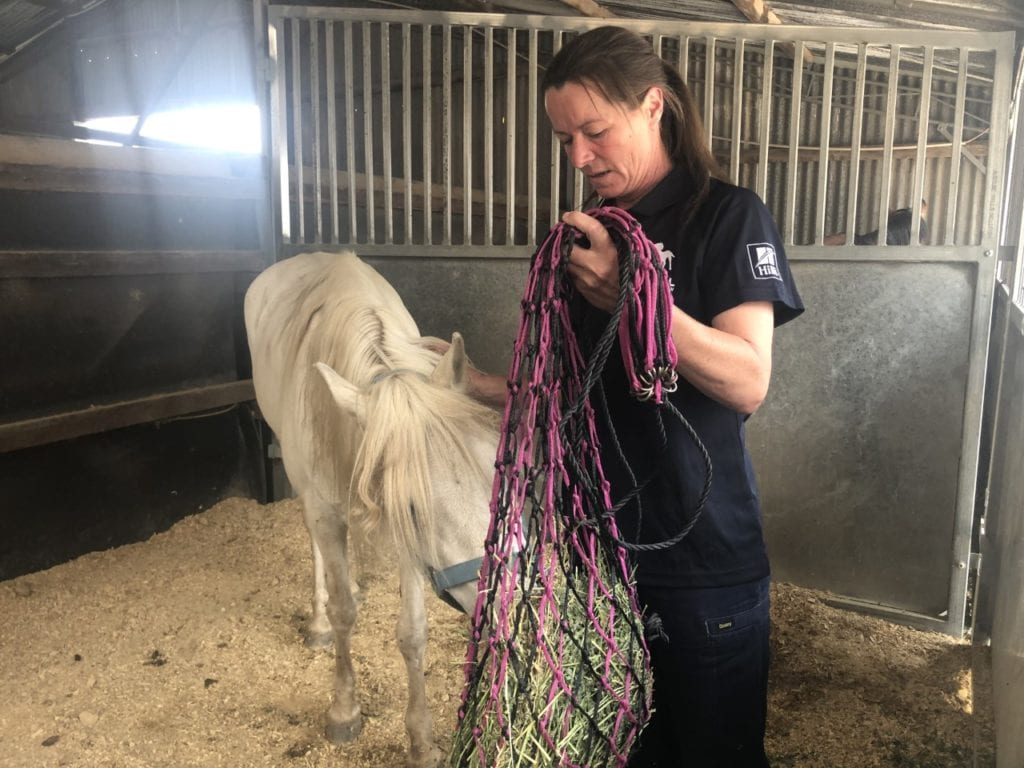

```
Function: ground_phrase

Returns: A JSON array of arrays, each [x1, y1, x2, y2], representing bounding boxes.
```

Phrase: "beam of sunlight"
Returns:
[[77, 103, 261, 154]]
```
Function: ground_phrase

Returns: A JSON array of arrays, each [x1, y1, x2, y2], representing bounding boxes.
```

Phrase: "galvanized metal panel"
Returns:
[[982, 293, 1024, 768], [368, 256, 529, 378], [750, 260, 975, 620]]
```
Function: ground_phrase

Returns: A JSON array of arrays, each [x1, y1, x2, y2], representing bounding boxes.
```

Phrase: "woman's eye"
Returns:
[[587, 129, 607, 140]]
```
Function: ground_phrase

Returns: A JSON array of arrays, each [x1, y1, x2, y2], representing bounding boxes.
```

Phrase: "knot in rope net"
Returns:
[[449, 207, 679, 767]]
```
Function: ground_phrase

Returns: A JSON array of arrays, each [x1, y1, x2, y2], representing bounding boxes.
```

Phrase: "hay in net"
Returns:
[[449, 207, 681, 767]]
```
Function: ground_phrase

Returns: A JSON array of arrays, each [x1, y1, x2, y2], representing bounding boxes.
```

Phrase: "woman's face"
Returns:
[[545, 80, 672, 209]]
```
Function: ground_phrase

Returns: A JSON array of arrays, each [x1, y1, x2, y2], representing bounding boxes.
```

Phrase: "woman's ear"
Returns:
[[643, 86, 665, 124]]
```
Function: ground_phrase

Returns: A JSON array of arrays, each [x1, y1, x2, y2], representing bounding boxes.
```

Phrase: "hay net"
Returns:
[[449, 207, 686, 767]]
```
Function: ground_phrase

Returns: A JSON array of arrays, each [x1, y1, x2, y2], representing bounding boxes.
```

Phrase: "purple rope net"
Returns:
[[449, 207, 678, 767]]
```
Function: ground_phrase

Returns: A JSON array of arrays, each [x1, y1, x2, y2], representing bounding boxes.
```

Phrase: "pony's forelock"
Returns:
[[348, 373, 498, 568]]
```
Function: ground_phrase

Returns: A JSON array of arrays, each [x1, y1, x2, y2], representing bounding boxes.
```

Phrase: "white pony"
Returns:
[[244, 251, 499, 768]]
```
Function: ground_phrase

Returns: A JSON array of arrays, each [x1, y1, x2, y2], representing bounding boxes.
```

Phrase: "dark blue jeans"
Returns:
[[629, 576, 771, 768]]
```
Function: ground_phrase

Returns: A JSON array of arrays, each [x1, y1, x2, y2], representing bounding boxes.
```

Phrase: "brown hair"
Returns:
[[542, 26, 722, 207]]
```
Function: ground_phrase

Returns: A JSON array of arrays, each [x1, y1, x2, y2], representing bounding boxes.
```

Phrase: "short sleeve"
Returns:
[[698, 187, 804, 327]]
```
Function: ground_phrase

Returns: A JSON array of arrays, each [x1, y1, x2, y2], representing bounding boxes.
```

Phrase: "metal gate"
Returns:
[[260, 6, 1016, 636]]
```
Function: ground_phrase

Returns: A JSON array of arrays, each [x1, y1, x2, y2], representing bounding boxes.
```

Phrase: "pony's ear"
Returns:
[[314, 362, 366, 422], [430, 331, 468, 391]]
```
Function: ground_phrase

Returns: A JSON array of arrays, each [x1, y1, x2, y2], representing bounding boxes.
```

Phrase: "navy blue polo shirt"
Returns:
[[587, 166, 803, 588]]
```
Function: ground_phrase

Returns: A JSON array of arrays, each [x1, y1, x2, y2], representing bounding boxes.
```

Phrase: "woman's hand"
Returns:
[[417, 336, 507, 409], [561, 210, 620, 313]]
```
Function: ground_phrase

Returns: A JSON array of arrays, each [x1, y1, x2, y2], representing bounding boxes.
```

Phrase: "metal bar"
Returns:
[[679, 34, 689, 85], [363, 22, 376, 243], [756, 40, 774, 200], [573, 163, 584, 210], [998, 55, 1024, 260], [704, 36, 716, 155], [0, 381, 257, 455], [911, 46, 934, 246], [787, 244, 988, 263], [1015, 183, 1024, 304], [443, 24, 453, 245], [403, 23, 413, 245], [784, 42, 804, 246], [251, 0, 273, 260], [549, 30, 562, 230], [527, 29, 538, 244], [844, 43, 867, 246], [944, 32, 1017, 637], [423, 24, 433, 245], [946, 47, 969, 246], [343, 22, 357, 241], [484, 26, 494, 245], [463, 25, 473, 246], [382, 22, 394, 244], [814, 42, 836, 244], [290, 19, 304, 243], [310, 20, 324, 242], [823, 596, 948, 635], [276, 242, 989, 267], [268, 7, 1009, 54], [279, 242, 535, 259], [877, 45, 900, 245], [506, 27, 517, 244], [326, 21, 340, 243], [269, 18, 289, 245], [730, 38, 744, 183]]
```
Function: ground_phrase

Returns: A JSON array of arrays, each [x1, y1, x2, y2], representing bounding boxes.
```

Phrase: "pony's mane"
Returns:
[[290, 256, 499, 569], [349, 375, 500, 568]]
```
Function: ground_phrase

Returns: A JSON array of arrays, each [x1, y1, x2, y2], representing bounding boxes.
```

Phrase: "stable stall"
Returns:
[[1, 0, 1023, 765]]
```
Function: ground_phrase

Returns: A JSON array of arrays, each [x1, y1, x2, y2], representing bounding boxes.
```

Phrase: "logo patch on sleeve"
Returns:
[[747, 243, 782, 281]]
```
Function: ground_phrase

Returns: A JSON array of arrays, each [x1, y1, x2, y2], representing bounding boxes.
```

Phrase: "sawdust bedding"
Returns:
[[0, 496, 994, 767]]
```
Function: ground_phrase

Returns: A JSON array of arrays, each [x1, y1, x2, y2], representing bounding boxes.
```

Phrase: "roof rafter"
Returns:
[[730, 0, 785, 24], [556, 0, 615, 17]]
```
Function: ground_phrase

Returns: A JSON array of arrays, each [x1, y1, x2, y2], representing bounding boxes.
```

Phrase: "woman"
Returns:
[[468, 26, 803, 767]]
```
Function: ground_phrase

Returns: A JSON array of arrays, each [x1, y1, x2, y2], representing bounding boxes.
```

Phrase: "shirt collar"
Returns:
[[609, 164, 698, 220]]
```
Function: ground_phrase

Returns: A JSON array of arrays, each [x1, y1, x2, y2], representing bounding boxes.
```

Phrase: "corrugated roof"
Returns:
[[0, 0, 113, 65], [0, 0, 1020, 72]]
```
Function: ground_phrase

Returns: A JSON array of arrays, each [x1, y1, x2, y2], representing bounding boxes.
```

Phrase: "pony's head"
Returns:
[[315, 333, 500, 612]]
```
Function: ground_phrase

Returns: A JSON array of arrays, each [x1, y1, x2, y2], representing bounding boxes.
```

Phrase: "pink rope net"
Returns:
[[449, 207, 679, 767]]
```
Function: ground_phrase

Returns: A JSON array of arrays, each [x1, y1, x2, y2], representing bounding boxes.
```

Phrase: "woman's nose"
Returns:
[[567, 139, 593, 169]]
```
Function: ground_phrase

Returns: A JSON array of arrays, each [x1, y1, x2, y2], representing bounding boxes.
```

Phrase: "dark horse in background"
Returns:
[[824, 200, 929, 245]]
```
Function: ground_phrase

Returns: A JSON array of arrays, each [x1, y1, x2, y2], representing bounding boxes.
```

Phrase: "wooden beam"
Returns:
[[729, 0, 813, 63], [556, 0, 615, 18], [0, 250, 270, 279], [0, 380, 256, 454], [731, 0, 784, 25], [0, 133, 262, 180], [0, 162, 264, 198]]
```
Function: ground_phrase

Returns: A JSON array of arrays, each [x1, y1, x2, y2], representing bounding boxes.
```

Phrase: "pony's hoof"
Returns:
[[303, 629, 333, 649], [407, 744, 442, 768], [325, 714, 363, 744]]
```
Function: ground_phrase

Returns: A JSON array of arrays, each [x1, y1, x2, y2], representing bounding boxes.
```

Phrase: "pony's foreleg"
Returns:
[[396, 560, 441, 768], [305, 538, 334, 647], [302, 492, 363, 743]]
